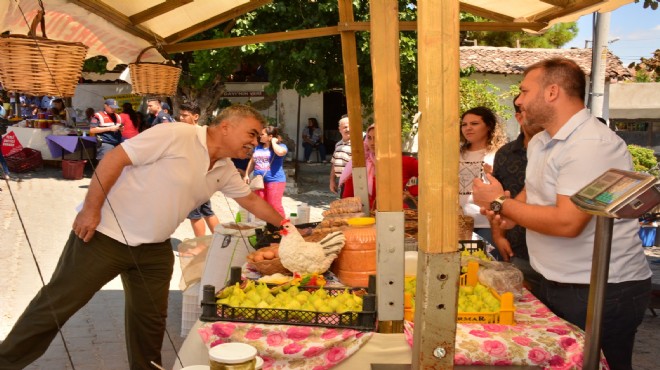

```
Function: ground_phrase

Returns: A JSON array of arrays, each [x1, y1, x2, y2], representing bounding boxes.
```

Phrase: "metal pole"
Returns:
[[582, 216, 613, 369], [587, 12, 611, 119]]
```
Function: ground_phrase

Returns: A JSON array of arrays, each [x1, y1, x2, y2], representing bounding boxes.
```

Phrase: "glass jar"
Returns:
[[332, 217, 376, 287], [209, 343, 257, 370]]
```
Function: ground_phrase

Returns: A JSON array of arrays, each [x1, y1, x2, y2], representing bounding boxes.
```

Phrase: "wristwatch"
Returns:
[[490, 195, 507, 214]]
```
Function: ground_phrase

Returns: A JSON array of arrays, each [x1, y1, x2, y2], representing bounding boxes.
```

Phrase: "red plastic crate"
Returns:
[[5, 148, 43, 173]]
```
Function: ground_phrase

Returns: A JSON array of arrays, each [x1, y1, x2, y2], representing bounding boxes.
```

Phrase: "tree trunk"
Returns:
[[175, 75, 227, 125]]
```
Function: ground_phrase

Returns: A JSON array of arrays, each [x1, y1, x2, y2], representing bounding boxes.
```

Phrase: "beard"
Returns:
[[522, 94, 553, 132]]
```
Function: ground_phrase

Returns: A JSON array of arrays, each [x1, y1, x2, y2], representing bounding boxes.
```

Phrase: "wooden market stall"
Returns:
[[0, 1, 638, 369]]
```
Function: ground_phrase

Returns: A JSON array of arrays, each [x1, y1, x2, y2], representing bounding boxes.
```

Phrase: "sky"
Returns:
[[563, 2, 660, 65]]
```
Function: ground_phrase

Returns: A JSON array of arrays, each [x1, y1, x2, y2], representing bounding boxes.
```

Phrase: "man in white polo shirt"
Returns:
[[473, 58, 651, 370], [0, 105, 284, 370]]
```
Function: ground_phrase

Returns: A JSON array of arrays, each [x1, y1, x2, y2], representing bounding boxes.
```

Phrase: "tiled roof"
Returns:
[[460, 46, 630, 79]]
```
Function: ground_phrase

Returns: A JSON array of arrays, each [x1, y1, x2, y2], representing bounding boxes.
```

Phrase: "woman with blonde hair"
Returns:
[[459, 106, 507, 249]]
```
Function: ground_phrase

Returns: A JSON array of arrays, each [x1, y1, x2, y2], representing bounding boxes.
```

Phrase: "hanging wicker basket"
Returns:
[[0, 10, 88, 97], [129, 46, 181, 96]]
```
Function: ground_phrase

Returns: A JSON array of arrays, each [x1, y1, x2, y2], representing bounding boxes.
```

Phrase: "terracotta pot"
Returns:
[[332, 217, 376, 287]]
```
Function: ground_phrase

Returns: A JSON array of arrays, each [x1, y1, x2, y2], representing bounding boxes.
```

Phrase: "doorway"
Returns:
[[323, 90, 347, 155]]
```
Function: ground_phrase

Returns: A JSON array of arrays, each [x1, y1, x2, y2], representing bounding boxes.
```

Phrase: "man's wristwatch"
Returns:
[[490, 195, 507, 214]]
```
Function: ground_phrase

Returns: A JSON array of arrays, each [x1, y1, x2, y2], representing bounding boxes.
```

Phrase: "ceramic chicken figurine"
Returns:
[[278, 219, 345, 275]]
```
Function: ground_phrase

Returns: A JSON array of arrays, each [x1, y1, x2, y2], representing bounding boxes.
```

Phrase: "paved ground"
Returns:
[[0, 162, 658, 369]]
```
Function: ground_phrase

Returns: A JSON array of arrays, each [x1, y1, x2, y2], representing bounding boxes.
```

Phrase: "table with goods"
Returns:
[[4, 119, 94, 158], [175, 198, 609, 369]]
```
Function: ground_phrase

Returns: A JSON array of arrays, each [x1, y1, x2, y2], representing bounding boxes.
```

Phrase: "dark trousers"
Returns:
[[537, 276, 651, 370], [0, 231, 174, 370], [302, 142, 326, 162], [0, 150, 9, 175]]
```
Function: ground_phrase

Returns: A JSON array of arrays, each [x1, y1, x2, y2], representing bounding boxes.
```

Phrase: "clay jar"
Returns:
[[332, 217, 376, 287]]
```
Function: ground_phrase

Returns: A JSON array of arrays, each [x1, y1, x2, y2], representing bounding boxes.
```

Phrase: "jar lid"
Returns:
[[255, 355, 264, 369], [347, 217, 375, 227], [209, 343, 257, 364]]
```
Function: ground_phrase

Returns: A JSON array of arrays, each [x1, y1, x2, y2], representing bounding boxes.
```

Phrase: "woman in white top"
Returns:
[[459, 106, 507, 250]]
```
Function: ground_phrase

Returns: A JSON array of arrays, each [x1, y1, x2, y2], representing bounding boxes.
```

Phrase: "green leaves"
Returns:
[[628, 145, 659, 176]]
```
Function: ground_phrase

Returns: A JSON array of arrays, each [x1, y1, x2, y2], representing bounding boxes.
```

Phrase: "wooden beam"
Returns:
[[338, 20, 546, 33], [461, 21, 547, 32], [534, 0, 602, 22], [338, 21, 417, 32], [129, 0, 193, 25], [370, 0, 405, 328], [69, 0, 164, 43], [459, 2, 515, 23], [413, 0, 461, 368], [164, 0, 273, 44], [371, 0, 403, 214], [337, 1, 365, 171], [540, 0, 576, 7], [161, 26, 339, 53]]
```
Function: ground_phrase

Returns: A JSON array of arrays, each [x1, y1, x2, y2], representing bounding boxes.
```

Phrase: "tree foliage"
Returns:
[[465, 22, 578, 49], [229, 0, 530, 134], [628, 49, 660, 82], [636, 0, 659, 10]]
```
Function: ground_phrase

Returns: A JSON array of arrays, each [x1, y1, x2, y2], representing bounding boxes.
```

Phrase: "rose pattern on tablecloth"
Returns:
[[198, 290, 609, 369], [198, 322, 372, 370], [403, 290, 610, 369]]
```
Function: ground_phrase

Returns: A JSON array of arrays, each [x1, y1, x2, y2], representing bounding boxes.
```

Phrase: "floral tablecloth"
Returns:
[[405, 290, 609, 369], [198, 323, 373, 370], [197, 290, 608, 369]]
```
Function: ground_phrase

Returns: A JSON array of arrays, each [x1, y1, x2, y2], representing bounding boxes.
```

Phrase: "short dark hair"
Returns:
[[524, 58, 586, 101], [146, 97, 161, 103], [180, 101, 201, 116]]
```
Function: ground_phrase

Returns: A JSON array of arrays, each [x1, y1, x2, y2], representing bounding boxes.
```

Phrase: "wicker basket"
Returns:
[[458, 215, 474, 240], [249, 257, 290, 276], [0, 11, 88, 97], [129, 46, 181, 96]]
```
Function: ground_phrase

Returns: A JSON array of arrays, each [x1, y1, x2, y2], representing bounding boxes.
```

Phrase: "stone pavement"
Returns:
[[1, 163, 658, 369]]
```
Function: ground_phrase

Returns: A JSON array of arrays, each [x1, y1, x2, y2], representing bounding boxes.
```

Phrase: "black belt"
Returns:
[[545, 278, 651, 290], [545, 280, 590, 289]]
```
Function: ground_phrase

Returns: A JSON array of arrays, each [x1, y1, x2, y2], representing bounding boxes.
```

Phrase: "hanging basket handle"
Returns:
[[134, 45, 176, 66], [28, 10, 47, 38], [134, 46, 157, 63]]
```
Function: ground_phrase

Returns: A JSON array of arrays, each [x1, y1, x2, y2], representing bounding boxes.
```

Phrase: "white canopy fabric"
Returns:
[[0, 0, 634, 68]]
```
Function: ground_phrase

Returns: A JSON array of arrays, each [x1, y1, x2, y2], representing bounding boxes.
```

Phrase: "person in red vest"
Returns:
[[90, 99, 123, 160]]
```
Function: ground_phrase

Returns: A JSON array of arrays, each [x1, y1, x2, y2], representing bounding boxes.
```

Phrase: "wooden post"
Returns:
[[369, 0, 405, 328], [337, 0, 369, 212], [413, 0, 461, 368]]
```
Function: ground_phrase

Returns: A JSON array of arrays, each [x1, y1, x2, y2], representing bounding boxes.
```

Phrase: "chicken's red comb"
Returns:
[[280, 219, 290, 226]]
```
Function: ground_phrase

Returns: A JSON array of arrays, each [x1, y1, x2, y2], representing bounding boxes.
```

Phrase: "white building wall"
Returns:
[[72, 83, 134, 120], [221, 82, 324, 161]]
